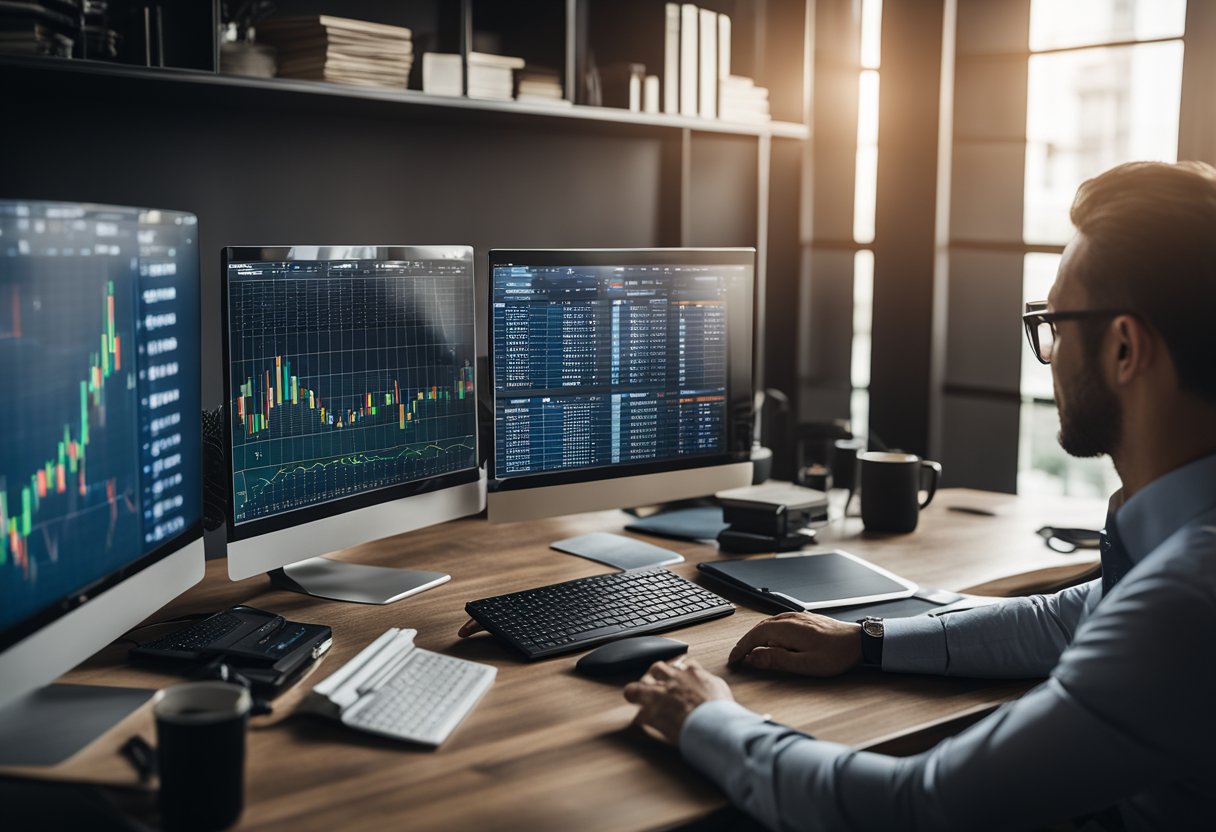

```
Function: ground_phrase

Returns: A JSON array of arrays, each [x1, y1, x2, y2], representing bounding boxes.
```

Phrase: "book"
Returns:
[[698, 8, 717, 119], [664, 3, 680, 115], [718, 13, 730, 80], [468, 51, 525, 70], [422, 51, 462, 96], [643, 74, 660, 114], [256, 15, 413, 89], [679, 3, 698, 116]]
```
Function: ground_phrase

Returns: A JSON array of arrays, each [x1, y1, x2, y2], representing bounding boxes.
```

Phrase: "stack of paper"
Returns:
[[256, 16, 413, 89], [467, 51, 524, 101], [422, 52, 462, 96], [0, 1, 77, 58], [719, 75, 771, 123], [516, 67, 568, 106]]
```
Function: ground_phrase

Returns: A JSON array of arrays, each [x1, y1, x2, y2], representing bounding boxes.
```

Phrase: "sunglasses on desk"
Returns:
[[1036, 525, 1102, 554]]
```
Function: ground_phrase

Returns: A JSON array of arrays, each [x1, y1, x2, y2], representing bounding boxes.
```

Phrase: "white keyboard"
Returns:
[[308, 628, 496, 747]]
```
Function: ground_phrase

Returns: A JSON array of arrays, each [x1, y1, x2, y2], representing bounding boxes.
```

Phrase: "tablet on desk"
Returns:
[[697, 550, 917, 611]]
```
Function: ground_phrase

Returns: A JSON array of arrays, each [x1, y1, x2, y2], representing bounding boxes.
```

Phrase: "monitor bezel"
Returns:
[[0, 200, 204, 656], [219, 245, 481, 543], [486, 247, 754, 493]]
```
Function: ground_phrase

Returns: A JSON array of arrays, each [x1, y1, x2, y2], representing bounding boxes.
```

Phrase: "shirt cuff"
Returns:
[[881, 614, 949, 674], [680, 699, 769, 786]]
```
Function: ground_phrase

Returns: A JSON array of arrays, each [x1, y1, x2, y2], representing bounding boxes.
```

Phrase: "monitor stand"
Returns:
[[270, 556, 450, 605], [0, 684, 153, 767]]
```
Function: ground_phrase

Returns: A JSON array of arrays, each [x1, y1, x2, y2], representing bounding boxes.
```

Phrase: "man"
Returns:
[[625, 161, 1216, 830]]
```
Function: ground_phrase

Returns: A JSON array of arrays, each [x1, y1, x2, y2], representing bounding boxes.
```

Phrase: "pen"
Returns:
[[947, 505, 996, 517], [120, 735, 156, 782]]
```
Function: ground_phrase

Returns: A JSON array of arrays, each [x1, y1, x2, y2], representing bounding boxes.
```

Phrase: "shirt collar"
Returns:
[[1114, 452, 1216, 564]]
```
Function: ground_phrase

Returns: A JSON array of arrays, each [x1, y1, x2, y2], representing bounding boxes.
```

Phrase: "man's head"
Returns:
[[1049, 161, 1216, 459]]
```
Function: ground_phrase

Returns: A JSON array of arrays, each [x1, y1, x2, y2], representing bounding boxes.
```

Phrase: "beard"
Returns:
[[1057, 367, 1122, 458]]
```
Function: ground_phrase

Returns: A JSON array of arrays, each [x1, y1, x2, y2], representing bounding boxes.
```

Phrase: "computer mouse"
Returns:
[[575, 636, 689, 677]]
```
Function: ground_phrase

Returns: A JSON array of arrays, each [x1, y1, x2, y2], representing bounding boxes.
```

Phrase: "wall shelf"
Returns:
[[1, 54, 808, 140]]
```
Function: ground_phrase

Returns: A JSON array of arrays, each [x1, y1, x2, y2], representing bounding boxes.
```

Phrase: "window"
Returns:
[[851, 0, 881, 440], [1018, 0, 1185, 497]]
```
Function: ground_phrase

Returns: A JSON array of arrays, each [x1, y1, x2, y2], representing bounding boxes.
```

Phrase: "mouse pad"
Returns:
[[551, 532, 684, 570]]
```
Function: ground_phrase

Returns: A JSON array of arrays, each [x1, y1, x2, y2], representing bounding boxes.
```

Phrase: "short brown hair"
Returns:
[[1070, 161, 1216, 403]]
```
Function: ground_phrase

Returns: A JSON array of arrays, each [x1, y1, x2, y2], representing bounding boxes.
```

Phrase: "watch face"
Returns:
[[862, 619, 884, 638]]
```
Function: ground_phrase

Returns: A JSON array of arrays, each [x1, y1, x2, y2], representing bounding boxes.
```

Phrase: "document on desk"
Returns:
[[303, 628, 496, 747]]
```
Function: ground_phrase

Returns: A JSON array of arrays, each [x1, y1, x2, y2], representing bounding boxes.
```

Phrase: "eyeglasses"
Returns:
[[1022, 301, 1133, 365], [1036, 525, 1102, 554]]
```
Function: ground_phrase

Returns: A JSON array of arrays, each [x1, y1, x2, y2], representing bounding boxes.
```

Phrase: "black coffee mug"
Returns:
[[859, 452, 942, 534], [154, 681, 251, 832]]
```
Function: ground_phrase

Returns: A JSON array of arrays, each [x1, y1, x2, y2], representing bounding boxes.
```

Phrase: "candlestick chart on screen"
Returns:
[[227, 266, 477, 524], [1, 272, 139, 597]]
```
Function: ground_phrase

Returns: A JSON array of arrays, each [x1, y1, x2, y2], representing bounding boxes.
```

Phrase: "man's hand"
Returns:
[[728, 611, 863, 676], [624, 657, 734, 745]]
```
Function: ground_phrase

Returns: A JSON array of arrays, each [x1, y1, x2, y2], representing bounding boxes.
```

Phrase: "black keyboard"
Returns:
[[139, 612, 243, 653], [466, 568, 734, 660]]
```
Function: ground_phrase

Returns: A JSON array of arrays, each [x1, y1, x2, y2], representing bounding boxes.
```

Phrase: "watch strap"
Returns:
[[858, 617, 884, 667]]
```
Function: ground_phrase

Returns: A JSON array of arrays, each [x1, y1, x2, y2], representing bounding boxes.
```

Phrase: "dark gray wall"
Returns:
[[2, 68, 727, 412]]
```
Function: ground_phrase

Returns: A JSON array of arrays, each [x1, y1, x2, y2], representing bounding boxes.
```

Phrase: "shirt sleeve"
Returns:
[[679, 568, 1213, 831], [881, 579, 1098, 677]]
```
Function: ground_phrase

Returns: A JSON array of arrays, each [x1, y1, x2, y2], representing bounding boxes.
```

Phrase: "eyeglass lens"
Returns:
[[1036, 320, 1054, 363]]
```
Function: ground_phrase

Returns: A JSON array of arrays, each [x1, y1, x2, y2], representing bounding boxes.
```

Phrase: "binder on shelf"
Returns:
[[679, 3, 698, 116], [698, 8, 716, 119], [718, 13, 731, 81], [664, 2, 680, 115], [643, 74, 660, 114], [422, 52, 462, 96]]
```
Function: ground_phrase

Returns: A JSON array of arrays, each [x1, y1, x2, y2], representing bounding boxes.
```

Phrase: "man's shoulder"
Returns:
[[1125, 522, 1216, 604]]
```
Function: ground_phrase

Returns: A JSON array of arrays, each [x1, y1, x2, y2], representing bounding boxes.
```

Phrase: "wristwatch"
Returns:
[[858, 616, 884, 667]]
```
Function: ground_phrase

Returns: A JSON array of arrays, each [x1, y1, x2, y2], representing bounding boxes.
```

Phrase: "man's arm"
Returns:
[[881, 578, 1098, 677], [729, 580, 1099, 680], [673, 571, 1210, 831]]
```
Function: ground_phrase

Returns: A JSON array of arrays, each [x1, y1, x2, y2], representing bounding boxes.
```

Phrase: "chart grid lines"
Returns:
[[227, 257, 477, 525]]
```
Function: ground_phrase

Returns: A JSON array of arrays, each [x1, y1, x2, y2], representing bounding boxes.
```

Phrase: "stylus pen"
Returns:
[[948, 505, 997, 517]]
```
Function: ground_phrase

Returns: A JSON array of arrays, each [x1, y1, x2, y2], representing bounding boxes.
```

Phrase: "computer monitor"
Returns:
[[486, 248, 754, 522], [219, 246, 483, 604], [0, 200, 204, 766]]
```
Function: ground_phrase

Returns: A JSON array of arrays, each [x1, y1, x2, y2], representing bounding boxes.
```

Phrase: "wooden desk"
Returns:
[[50, 488, 1103, 831]]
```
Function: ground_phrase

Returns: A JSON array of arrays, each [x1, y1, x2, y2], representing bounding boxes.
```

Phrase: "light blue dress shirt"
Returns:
[[681, 453, 1216, 831]]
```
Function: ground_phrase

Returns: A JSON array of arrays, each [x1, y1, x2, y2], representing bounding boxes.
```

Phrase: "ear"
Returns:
[[1111, 314, 1153, 385]]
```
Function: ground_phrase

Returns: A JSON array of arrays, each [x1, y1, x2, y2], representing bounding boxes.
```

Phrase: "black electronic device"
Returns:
[[465, 568, 733, 660], [716, 527, 815, 554], [575, 636, 689, 677], [714, 483, 828, 553], [131, 605, 332, 681]]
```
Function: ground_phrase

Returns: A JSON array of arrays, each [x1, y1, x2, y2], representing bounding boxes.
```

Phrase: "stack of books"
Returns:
[[256, 16, 414, 89], [0, 0, 78, 58], [82, 0, 118, 61], [516, 67, 568, 106], [719, 75, 771, 124], [421, 52, 462, 96], [467, 51, 524, 101]]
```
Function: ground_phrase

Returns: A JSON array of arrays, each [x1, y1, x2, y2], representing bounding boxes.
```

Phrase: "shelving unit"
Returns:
[[1, 0, 812, 478]]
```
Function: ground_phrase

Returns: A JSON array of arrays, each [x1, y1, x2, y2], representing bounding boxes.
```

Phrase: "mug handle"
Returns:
[[919, 461, 942, 509]]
